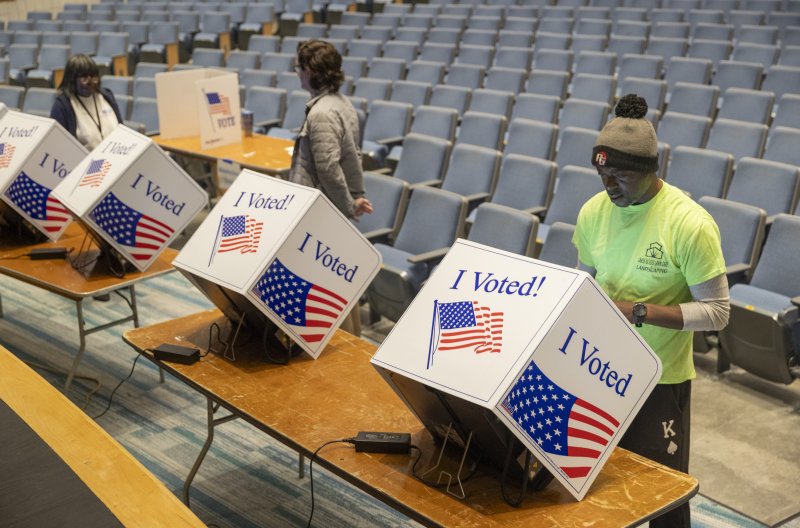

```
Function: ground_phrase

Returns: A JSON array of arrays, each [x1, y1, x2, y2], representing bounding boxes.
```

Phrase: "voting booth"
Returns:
[[371, 239, 662, 501], [52, 125, 208, 272], [0, 109, 87, 241], [173, 169, 382, 359], [155, 69, 241, 150]]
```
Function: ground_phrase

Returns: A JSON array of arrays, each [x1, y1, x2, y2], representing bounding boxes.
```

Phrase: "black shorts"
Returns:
[[619, 380, 692, 528]]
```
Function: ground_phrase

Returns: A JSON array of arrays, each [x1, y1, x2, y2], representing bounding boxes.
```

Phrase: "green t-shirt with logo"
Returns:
[[572, 181, 726, 384]]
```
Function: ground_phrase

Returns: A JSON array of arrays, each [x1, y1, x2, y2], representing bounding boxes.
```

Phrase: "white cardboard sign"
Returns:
[[371, 239, 662, 501], [173, 169, 382, 359], [196, 73, 241, 150], [0, 110, 88, 240], [52, 125, 208, 271]]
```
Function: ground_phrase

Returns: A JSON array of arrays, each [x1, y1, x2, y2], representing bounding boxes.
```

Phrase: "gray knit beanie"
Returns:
[[591, 94, 659, 173]]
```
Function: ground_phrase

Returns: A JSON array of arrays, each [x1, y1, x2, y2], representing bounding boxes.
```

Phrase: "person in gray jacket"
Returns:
[[290, 39, 373, 336], [290, 39, 373, 220]]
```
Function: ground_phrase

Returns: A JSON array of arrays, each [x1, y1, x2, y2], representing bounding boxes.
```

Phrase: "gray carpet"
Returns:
[[0, 270, 797, 527]]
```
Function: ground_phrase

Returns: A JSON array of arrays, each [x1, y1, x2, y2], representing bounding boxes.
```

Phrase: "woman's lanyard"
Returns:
[[76, 93, 102, 135]]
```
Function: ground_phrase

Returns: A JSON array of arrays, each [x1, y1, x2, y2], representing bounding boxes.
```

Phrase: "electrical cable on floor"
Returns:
[[306, 438, 356, 528], [23, 359, 101, 409], [92, 353, 143, 420]]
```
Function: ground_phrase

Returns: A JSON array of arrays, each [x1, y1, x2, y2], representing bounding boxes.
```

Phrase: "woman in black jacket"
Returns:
[[50, 54, 123, 149]]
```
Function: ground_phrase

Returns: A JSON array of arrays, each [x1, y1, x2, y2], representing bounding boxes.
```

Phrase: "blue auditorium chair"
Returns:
[[357, 172, 410, 245], [22, 87, 57, 117], [713, 60, 764, 93], [666, 146, 734, 199], [763, 126, 800, 167], [667, 81, 720, 118], [389, 80, 431, 109], [456, 111, 507, 151], [719, 213, 800, 384], [430, 84, 472, 114], [391, 133, 453, 187], [365, 186, 467, 322], [467, 88, 514, 119], [505, 118, 558, 161], [468, 154, 556, 222], [510, 93, 560, 124], [538, 165, 604, 242], [717, 87, 774, 125], [726, 157, 800, 223], [537, 222, 579, 268], [361, 100, 413, 170], [245, 86, 286, 133], [705, 118, 768, 165], [468, 203, 538, 257], [440, 143, 502, 211], [26, 44, 69, 88], [556, 127, 600, 171], [444, 63, 485, 90]]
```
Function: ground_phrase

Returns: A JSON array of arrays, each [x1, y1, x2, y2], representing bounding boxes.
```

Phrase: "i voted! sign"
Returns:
[[174, 169, 382, 359], [0, 111, 87, 241], [53, 125, 208, 271], [371, 239, 661, 501]]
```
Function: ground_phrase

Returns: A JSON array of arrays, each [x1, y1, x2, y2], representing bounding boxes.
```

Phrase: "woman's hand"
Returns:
[[353, 197, 373, 217]]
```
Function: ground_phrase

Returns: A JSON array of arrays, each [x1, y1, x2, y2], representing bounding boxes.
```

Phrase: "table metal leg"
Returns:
[[298, 454, 305, 479], [129, 284, 139, 328], [184, 398, 238, 507], [0, 290, 4, 318], [64, 286, 144, 393], [64, 299, 88, 392]]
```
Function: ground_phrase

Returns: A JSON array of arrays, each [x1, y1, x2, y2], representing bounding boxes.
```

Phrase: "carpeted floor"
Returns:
[[1, 270, 797, 527]]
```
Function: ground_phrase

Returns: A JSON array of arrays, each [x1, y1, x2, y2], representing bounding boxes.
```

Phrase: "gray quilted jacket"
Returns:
[[289, 91, 364, 218]]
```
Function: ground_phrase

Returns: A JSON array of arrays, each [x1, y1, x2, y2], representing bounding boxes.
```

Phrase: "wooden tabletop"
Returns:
[[152, 134, 294, 175], [0, 346, 206, 528], [0, 230, 177, 300], [123, 309, 699, 528]]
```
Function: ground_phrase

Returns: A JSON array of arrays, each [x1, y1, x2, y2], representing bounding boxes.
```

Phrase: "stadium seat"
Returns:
[[365, 186, 467, 323], [357, 172, 410, 245], [666, 146, 734, 199], [726, 157, 800, 222], [468, 203, 538, 257], [719, 213, 800, 384]]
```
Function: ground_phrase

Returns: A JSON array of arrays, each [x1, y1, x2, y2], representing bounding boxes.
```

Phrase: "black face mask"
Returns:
[[76, 77, 98, 97]]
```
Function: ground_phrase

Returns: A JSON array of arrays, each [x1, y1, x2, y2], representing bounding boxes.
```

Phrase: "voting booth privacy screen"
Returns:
[[0, 110, 87, 241], [155, 69, 241, 150], [173, 169, 382, 359], [52, 125, 208, 271], [371, 240, 662, 501]]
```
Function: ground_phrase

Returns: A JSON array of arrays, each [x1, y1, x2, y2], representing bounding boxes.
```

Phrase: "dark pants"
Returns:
[[618, 380, 692, 528]]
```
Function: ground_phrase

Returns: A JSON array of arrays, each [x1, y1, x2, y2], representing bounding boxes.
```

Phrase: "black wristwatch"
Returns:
[[632, 302, 647, 328]]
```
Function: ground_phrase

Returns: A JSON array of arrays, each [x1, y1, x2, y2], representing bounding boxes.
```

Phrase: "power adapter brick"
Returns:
[[153, 343, 200, 365], [29, 248, 68, 260], [354, 432, 411, 454]]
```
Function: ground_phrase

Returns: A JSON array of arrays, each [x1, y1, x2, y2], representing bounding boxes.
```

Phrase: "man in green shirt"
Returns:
[[573, 94, 730, 528]]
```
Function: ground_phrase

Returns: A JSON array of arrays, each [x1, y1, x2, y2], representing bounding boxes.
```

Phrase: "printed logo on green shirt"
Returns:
[[636, 241, 669, 274], [645, 242, 663, 259]]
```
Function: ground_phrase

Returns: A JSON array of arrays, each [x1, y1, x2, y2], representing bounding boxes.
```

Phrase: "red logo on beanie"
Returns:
[[595, 151, 607, 166]]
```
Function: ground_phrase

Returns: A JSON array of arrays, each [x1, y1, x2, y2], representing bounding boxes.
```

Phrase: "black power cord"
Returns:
[[306, 438, 356, 528], [92, 353, 143, 420]]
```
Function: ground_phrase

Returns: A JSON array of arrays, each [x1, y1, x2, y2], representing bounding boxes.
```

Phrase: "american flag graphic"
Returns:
[[208, 214, 263, 266], [205, 92, 230, 116], [501, 361, 620, 480], [252, 258, 347, 344], [87, 192, 174, 262], [80, 159, 111, 188], [426, 300, 504, 369], [4, 171, 70, 234], [0, 143, 16, 168]]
